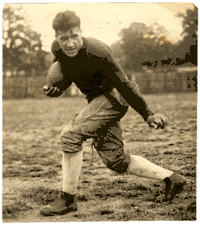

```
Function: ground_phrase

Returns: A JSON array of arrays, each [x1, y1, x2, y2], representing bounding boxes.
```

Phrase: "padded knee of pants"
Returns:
[[60, 124, 83, 153], [96, 148, 131, 174], [106, 153, 130, 174]]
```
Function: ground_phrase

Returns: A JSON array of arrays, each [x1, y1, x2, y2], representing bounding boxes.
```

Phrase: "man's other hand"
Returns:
[[147, 114, 168, 129]]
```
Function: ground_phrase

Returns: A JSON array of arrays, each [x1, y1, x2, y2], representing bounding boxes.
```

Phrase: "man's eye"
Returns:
[[61, 37, 68, 41]]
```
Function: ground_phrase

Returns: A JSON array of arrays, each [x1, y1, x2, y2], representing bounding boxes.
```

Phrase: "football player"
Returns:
[[40, 10, 186, 216]]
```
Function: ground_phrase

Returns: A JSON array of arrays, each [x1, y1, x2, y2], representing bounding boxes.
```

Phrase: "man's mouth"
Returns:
[[66, 47, 76, 52]]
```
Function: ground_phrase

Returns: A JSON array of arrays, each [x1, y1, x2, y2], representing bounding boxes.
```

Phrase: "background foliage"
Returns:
[[110, 6, 197, 72], [3, 4, 51, 76]]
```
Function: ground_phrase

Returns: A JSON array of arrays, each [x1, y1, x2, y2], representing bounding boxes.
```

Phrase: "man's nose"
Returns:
[[66, 39, 74, 47]]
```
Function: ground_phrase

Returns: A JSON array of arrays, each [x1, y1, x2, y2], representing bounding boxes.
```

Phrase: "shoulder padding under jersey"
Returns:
[[83, 37, 112, 58]]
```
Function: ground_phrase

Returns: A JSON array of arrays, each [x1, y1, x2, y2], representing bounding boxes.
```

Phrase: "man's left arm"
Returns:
[[101, 54, 167, 128]]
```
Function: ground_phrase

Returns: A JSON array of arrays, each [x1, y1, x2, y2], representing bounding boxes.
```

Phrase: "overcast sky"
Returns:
[[8, 1, 195, 52]]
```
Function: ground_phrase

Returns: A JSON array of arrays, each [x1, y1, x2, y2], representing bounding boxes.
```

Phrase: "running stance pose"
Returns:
[[40, 10, 186, 216]]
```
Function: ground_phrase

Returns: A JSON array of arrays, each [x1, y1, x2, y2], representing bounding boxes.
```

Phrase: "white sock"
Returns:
[[62, 151, 83, 195], [128, 155, 173, 180]]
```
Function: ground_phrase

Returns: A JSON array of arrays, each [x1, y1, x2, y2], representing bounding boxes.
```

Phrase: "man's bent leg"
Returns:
[[94, 121, 130, 174], [40, 123, 83, 216], [40, 94, 129, 216], [59, 121, 85, 195], [62, 151, 83, 195]]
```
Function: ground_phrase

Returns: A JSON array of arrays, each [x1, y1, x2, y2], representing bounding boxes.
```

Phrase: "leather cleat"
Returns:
[[40, 191, 78, 216], [157, 172, 186, 202]]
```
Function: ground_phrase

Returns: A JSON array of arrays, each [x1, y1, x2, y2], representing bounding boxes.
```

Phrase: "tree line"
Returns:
[[110, 6, 197, 73]]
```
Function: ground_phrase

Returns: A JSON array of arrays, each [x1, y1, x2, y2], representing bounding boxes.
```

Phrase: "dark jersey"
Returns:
[[51, 37, 153, 121]]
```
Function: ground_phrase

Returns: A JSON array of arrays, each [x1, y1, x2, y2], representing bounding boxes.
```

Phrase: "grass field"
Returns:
[[2, 92, 197, 222]]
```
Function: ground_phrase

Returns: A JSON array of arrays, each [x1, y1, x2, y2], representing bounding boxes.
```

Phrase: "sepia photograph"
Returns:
[[2, 1, 197, 222]]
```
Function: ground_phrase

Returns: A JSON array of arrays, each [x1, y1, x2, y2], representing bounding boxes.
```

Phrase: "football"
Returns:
[[46, 61, 65, 90]]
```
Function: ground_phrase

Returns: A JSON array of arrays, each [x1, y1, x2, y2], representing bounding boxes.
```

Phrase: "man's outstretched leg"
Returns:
[[40, 151, 82, 216], [95, 123, 186, 202], [128, 155, 186, 201]]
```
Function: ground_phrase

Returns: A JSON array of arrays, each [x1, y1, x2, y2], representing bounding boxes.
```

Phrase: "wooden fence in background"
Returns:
[[135, 67, 197, 94], [2, 67, 197, 100]]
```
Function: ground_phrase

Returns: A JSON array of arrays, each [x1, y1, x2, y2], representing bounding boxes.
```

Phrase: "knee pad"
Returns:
[[106, 153, 131, 174], [97, 149, 131, 174]]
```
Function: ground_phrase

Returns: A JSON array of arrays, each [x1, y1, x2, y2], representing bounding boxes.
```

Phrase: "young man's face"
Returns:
[[56, 27, 83, 57]]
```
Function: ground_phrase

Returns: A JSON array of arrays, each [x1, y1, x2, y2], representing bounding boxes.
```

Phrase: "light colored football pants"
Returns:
[[60, 89, 130, 173]]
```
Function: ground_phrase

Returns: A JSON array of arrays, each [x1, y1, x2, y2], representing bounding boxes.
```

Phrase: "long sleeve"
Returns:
[[47, 60, 72, 98], [101, 54, 154, 121]]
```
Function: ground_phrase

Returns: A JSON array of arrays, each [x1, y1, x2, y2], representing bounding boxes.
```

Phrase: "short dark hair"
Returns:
[[52, 10, 81, 32]]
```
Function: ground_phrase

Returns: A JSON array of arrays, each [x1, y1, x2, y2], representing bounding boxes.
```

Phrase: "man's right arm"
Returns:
[[44, 61, 72, 97], [44, 41, 72, 97]]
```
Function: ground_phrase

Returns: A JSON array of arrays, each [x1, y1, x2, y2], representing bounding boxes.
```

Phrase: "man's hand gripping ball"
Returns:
[[43, 61, 64, 97], [43, 85, 61, 96], [147, 114, 168, 129]]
